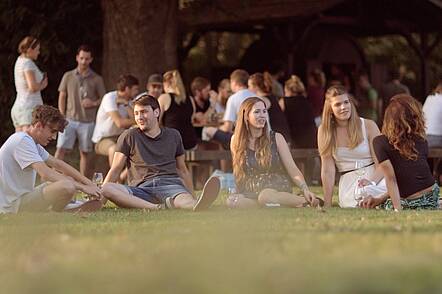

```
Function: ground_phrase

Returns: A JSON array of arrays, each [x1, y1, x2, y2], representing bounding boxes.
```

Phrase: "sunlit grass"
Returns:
[[1, 186, 442, 294]]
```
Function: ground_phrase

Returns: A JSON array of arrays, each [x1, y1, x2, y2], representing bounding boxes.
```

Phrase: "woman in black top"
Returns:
[[158, 70, 197, 150], [248, 72, 291, 144], [226, 97, 319, 208], [361, 94, 439, 211], [280, 75, 317, 148]]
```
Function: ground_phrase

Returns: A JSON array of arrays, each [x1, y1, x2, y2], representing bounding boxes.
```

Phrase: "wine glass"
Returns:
[[354, 161, 367, 205], [92, 172, 104, 187]]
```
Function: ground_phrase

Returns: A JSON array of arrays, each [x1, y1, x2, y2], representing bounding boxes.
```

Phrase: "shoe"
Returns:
[[193, 176, 220, 211], [64, 199, 103, 213]]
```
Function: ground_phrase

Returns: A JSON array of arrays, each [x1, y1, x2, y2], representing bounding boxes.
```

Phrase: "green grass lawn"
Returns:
[[1, 187, 442, 294]]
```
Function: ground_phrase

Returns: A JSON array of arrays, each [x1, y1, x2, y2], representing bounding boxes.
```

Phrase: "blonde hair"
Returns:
[[231, 97, 271, 187], [319, 85, 363, 156], [284, 75, 306, 96], [382, 94, 426, 160], [163, 70, 186, 104]]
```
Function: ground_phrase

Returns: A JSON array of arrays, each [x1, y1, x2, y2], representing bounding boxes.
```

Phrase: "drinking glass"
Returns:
[[354, 161, 367, 205], [92, 172, 104, 187]]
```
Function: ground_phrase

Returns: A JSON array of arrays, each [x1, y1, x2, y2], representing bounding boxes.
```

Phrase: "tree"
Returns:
[[101, 0, 178, 88]]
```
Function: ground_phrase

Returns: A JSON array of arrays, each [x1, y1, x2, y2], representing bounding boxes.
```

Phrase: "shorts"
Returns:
[[95, 136, 119, 156], [380, 183, 440, 210], [125, 176, 191, 204], [18, 183, 50, 212], [11, 104, 35, 128], [57, 119, 94, 152]]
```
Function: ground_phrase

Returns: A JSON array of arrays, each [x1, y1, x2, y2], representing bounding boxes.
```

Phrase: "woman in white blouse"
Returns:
[[11, 36, 48, 131], [422, 81, 442, 148]]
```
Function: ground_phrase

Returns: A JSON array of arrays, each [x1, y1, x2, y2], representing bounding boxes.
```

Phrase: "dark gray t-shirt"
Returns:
[[115, 127, 184, 186]]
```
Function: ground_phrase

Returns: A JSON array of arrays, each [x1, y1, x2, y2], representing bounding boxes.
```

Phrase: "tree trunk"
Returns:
[[101, 0, 178, 89]]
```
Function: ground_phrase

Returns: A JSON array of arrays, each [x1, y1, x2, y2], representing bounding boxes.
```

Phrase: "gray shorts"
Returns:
[[57, 119, 95, 152], [18, 183, 50, 212]]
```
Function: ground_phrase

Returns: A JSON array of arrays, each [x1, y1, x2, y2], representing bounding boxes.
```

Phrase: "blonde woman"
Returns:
[[12, 36, 48, 131], [226, 97, 319, 209], [318, 85, 386, 208], [158, 70, 197, 150]]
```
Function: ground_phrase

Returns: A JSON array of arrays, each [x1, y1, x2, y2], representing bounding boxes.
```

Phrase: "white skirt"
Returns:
[[338, 164, 387, 208]]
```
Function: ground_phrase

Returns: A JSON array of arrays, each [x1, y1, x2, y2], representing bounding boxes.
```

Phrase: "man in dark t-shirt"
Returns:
[[101, 94, 219, 211]]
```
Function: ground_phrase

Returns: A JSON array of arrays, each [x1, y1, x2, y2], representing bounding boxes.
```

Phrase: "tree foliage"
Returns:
[[0, 0, 102, 142]]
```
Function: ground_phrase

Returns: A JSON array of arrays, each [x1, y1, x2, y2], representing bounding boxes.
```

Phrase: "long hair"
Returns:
[[249, 72, 273, 94], [163, 70, 186, 104], [231, 97, 271, 187], [319, 85, 362, 156], [382, 94, 426, 160]]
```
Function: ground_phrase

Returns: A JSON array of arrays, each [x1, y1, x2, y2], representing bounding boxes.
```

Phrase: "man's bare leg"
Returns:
[[102, 183, 159, 209]]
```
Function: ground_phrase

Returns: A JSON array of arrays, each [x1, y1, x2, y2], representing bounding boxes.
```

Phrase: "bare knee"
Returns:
[[102, 183, 117, 200], [57, 180, 76, 196], [257, 189, 275, 206]]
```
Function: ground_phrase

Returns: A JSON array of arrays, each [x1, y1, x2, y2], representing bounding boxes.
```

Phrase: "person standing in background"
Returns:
[[12, 36, 48, 132], [306, 69, 326, 127], [145, 73, 163, 99], [55, 45, 106, 177]]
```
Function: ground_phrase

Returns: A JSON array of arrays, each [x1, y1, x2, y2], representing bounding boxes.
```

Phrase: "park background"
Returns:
[[1, 1, 442, 293]]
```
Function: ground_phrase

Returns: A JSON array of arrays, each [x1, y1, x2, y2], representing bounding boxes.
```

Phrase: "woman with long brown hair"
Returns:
[[226, 97, 319, 208], [361, 94, 439, 210], [318, 85, 386, 208], [158, 70, 197, 150]]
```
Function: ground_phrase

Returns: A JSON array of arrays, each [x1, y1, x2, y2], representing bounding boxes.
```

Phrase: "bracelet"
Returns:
[[299, 182, 309, 191]]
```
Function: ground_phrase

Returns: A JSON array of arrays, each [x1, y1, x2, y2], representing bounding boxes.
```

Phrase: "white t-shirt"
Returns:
[[0, 132, 49, 213], [92, 91, 131, 143], [14, 56, 44, 108], [423, 93, 442, 136], [223, 89, 256, 122]]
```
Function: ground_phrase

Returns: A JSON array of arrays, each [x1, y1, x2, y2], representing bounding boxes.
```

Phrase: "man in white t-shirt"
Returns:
[[92, 75, 139, 166], [0, 105, 102, 213], [203, 69, 255, 146]]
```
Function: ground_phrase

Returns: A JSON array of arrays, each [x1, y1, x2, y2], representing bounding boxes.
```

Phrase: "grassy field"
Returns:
[[1, 187, 442, 294]]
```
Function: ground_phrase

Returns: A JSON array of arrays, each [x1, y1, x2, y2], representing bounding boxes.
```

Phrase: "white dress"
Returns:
[[333, 118, 387, 207]]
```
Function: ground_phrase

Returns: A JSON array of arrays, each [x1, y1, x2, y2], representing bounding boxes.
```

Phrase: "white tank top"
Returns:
[[333, 118, 373, 172]]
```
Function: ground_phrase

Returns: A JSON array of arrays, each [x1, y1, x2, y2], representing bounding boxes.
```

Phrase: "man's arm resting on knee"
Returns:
[[46, 155, 93, 186], [103, 152, 127, 184], [176, 154, 194, 194], [32, 161, 91, 192]]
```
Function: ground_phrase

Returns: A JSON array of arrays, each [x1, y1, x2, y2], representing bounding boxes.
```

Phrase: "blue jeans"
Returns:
[[125, 176, 190, 204]]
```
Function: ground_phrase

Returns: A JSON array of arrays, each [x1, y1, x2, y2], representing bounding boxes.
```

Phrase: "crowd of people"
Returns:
[[1, 36, 441, 214]]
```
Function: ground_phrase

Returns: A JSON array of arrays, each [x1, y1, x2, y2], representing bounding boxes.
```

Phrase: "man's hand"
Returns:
[[81, 98, 98, 109], [81, 183, 102, 200]]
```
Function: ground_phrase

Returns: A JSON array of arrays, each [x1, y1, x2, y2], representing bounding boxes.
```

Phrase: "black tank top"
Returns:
[[283, 95, 317, 148], [238, 131, 292, 198], [266, 95, 291, 144], [162, 93, 197, 149]]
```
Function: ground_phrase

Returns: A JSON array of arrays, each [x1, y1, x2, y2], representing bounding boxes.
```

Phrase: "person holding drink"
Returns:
[[55, 45, 106, 177], [318, 85, 386, 208], [12, 36, 48, 132]]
